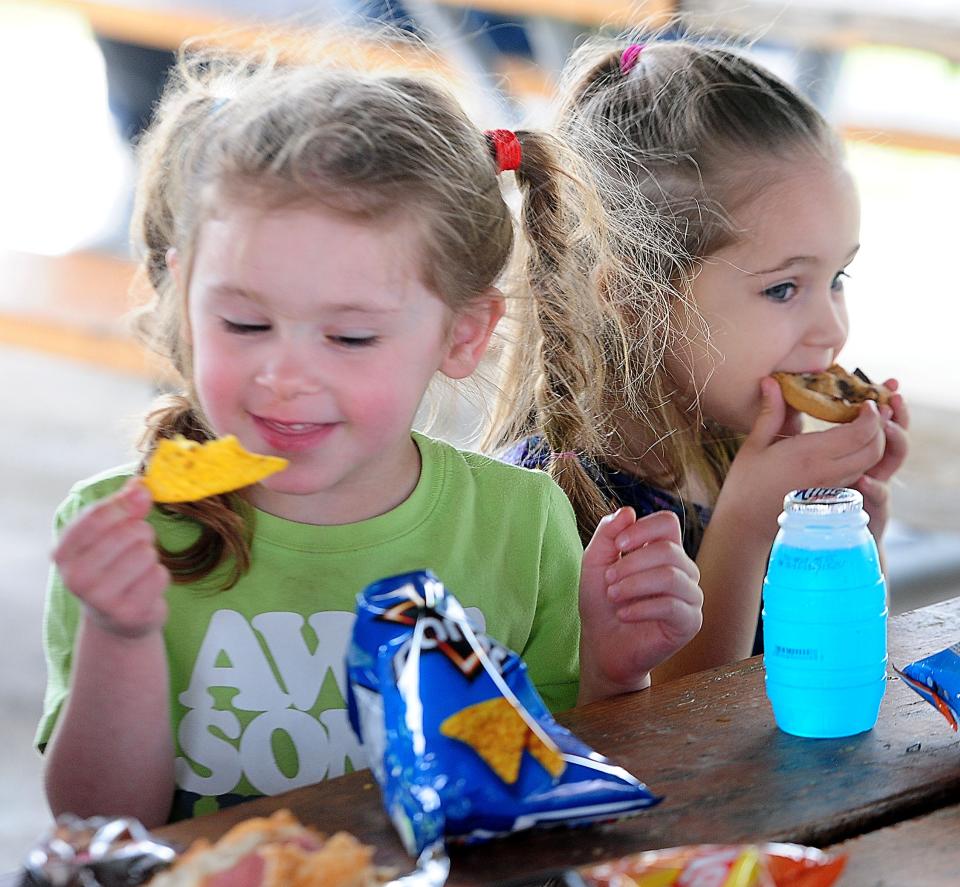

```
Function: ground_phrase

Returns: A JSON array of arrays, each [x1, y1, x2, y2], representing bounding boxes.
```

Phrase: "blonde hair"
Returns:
[[487, 35, 841, 544], [130, 36, 592, 586]]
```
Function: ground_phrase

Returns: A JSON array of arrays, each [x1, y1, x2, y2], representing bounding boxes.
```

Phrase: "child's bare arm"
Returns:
[[44, 617, 174, 825], [577, 508, 703, 705], [44, 480, 174, 826], [655, 378, 888, 681]]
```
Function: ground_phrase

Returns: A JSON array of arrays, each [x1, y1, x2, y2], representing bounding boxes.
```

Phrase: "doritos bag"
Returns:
[[346, 571, 660, 856], [896, 641, 960, 730]]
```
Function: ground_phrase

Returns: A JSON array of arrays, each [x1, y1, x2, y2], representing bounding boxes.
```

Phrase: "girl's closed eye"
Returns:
[[328, 333, 379, 348], [762, 281, 797, 303], [222, 318, 271, 334]]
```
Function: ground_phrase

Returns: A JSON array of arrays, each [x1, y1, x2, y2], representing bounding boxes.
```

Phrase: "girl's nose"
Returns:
[[254, 353, 322, 401], [809, 291, 848, 350]]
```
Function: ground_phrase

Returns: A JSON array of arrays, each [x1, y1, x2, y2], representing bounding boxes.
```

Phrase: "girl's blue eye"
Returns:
[[222, 319, 270, 334], [831, 271, 850, 291], [763, 282, 797, 303], [330, 335, 378, 348]]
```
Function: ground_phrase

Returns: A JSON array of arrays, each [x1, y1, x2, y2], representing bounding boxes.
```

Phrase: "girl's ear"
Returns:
[[439, 287, 506, 380]]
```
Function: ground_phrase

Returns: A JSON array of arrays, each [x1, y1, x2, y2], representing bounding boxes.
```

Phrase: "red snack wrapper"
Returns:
[[581, 842, 846, 887]]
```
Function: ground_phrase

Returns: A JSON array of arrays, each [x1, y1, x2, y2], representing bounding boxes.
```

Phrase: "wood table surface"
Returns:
[[829, 801, 960, 886], [5, 598, 958, 887]]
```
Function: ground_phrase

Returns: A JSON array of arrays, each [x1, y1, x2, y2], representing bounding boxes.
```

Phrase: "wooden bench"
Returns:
[[49, 0, 675, 48], [0, 249, 162, 378], [47, 0, 960, 154]]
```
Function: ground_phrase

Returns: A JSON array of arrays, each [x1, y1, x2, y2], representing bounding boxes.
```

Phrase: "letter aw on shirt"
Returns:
[[173, 606, 483, 798]]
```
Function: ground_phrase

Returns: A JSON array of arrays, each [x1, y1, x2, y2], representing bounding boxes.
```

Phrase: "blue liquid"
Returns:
[[763, 540, 887, 738]]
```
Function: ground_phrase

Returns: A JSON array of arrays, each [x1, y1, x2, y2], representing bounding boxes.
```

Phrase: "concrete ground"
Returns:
[[2, 342, 960, 870]]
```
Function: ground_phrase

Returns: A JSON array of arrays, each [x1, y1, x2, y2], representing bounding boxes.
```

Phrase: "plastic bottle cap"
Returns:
[[783, 487, 863, 514]]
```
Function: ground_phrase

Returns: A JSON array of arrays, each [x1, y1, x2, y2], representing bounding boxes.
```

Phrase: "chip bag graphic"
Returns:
[[346, 570, 661, 856], [143, 434, 288, 503], [896, 642, 960, 731]]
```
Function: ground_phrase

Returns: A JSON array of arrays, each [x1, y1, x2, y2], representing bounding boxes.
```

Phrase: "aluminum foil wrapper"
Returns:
[[20, 814, 178, 887], [384, 842, 449, 887]]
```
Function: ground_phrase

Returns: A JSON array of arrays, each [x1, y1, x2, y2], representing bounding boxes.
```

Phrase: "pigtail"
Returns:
[[137, 394, 253, 589], [504, 130, 627, 543], [561, 50, 623, 117], [130, 51, 259, 590]]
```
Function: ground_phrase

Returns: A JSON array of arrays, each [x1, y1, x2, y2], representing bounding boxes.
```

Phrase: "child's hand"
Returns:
[[577, 507, 703, 704], [53, 479, 169, 639], [853, 379, 909, 543], [721, 377, 888, 541]]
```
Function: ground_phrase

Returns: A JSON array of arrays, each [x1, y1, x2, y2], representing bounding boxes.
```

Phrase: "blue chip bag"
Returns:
[[346, 570, 661, 856], [896, 642, 960, 731]]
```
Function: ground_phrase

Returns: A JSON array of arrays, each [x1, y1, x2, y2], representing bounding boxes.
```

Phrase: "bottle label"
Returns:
[[794, 487, 847, 501], [772, 550, 849, 573]]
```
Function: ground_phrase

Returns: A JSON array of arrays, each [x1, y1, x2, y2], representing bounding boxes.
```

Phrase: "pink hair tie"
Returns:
[[484, 129, 522, 173], [553, 451, 580, 462], [620, 43, 645, 76]]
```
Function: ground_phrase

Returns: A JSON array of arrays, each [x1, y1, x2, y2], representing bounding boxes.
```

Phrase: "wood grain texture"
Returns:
[[830, 802, 960, 886]]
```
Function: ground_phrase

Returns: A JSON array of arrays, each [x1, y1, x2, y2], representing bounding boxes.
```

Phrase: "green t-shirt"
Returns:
[[38, 432, 582, 820]]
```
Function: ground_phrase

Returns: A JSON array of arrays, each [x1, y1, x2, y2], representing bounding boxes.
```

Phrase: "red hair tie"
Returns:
[[485, 129, 522, 173], [620, 43, 645, 76]]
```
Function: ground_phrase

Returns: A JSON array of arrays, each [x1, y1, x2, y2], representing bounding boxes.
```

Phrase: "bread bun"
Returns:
[[147, 810, 383, 887], [772, 364, 891, 424]]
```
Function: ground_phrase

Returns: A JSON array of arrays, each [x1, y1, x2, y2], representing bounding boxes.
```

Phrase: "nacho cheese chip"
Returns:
[[526, 730, 566, 778], [143, 435, 288, 503], [440, 697, 566, 784]]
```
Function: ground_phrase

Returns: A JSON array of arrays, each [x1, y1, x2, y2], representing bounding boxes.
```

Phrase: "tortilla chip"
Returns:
[[440, 697, 567, 784], [440, 697, 528, 784], [143, 434, 288, 503], [526, 730, 566, 778]]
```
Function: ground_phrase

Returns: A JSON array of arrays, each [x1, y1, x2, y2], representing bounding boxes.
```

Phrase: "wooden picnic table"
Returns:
[[117, 596, 959, 885], [3, 596, 958, 884]]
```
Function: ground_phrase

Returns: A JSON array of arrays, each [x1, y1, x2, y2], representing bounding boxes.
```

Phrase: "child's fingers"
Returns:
[[56, 520, 157, 600], [101, 564, 171, 639], [741, 377, 787, 451], [54, 481, 152, 564], [853, 473, 887, 506], [608, 561, 703, 608], [613, 590, 703, 640], [613, 509, 682, 554], [77, 536, 165, 616], [605, 537, 699, 588], [582, 506, 637, 571], [866, 418, 909, 482], [888, 390, 910, 431], [791, 402, 884, 484], [82, 550, 170, 639]]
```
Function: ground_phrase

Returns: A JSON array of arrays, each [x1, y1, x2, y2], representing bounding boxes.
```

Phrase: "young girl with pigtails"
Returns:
[[491, 36, 908, 680], [38, 40, 702, 827]]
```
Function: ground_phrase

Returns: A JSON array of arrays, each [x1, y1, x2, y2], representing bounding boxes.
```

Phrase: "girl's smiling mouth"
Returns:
[[251, 415, 339, 451]]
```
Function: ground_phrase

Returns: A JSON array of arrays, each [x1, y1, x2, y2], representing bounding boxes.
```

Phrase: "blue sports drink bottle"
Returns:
[[762, 488, 888, 738]]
